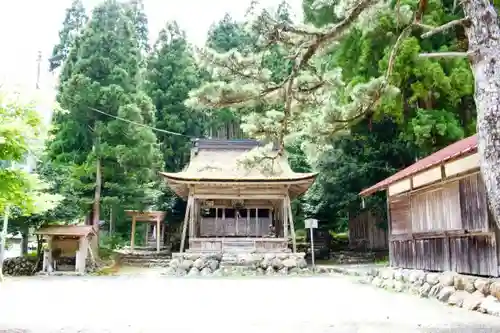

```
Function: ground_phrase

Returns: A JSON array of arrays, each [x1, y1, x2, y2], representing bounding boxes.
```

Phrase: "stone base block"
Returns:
[[165, 252, 313, 277]]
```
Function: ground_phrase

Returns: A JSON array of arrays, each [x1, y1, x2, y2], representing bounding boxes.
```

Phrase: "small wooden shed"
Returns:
[[36, 225, 96, 274], [348, 211, 388, 251], [360, 134, 500, 277]]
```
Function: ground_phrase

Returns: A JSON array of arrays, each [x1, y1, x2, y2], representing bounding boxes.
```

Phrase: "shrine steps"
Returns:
[[115, 248, 171, 268]]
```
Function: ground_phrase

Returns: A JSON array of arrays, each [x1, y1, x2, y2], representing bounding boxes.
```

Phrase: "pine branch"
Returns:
[[420, 17, 470, 39]]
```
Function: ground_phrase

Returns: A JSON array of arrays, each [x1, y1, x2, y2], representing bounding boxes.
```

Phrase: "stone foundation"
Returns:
[[333, 266, 500, 316], [163, 252, 321, 277], [2, 256, 37, 276]]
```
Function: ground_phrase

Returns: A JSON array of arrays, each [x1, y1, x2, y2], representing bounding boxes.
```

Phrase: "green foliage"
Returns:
[[298, 0, 475, 231], [46, 0, 162, 233], [49, 0, 87, 72], [0, 90, 63, 215]]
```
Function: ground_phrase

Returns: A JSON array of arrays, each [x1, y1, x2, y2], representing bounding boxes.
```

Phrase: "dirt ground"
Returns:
[[1, 272, 500, 332]]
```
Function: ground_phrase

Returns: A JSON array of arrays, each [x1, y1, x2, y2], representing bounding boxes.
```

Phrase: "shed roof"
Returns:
[[160, 139, 317, 198], [359, 134, 478, 197], [36, 225, 96, 237]]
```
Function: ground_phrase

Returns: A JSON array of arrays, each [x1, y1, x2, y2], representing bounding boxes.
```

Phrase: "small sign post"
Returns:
[[304, 218, 318, 271]]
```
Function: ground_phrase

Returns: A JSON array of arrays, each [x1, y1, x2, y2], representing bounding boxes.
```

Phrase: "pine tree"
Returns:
[[203, 13, 258, 139], [186, 0, 398, 160]]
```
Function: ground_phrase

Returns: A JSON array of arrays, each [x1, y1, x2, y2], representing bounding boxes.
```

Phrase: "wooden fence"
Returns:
[[348, 211, 388, 250]]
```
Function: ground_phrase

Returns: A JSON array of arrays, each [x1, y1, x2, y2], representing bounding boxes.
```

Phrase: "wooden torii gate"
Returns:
[[125, 210, 166, 252]]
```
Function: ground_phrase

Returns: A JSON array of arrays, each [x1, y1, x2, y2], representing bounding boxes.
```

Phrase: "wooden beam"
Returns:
[[156, 218, 160, 253], [130, 215, 136, 250], [286, 195, 297, 253], [180, 195, 193, 253], [193, 194, 286, 200]]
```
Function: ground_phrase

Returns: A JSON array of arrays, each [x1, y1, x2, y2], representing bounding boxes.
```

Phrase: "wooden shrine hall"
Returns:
[[126, 210, 166, 252], [160, 139, 317, 253]]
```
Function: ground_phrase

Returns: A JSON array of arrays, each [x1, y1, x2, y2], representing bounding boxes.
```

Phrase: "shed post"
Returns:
[[386, 194, 392, 266], [156, 217, 161, 253], [130, 215, 136, 250]]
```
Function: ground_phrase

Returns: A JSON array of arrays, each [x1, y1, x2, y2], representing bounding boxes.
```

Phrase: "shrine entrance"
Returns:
[[126, 210, 166, 253]]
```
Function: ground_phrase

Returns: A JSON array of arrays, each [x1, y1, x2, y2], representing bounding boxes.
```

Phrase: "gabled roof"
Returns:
[[36, 225, 96, 237], [160, 138, 317, 198], [360, 134, 478, 197]]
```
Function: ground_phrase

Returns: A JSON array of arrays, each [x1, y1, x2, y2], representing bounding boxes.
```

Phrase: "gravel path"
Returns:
[[1, 274, 500, 332]]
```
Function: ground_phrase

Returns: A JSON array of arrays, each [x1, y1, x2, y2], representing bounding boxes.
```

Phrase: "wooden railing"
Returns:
[[188, 237, 288, 253], [199, 217, 272, 237]]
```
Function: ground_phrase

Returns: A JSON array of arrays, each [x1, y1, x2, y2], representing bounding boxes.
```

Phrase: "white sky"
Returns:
[[0, 0, 303, 94]]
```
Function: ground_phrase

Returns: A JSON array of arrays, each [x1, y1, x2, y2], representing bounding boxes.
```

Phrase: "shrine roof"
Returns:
[[160, 139, 317, 198], [36, 225, 96, 237]]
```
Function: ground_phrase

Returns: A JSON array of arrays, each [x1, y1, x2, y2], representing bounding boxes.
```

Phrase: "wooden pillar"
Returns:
[[282, 198, 288, 239], [130, 215, 136, 250], [286, 195, 297, 253], [156, 218, 161, 253], [180, 195, 193, 253], [256, 208, 259, 236], [76, 236, 88, 273], [145, 223, 149, 245], [386, 194, 393, 266], [247, 209, 250, 235], [43, 236, 54, 272]]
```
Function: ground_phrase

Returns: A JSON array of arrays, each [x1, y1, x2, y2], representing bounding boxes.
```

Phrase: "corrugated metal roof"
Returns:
[[359, 134, 478, 197]]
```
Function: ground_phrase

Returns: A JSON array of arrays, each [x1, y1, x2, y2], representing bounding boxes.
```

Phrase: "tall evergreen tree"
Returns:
[[49, 0, 87, 72], [147, 21, 203, 173], [47, 0, 162, 233]]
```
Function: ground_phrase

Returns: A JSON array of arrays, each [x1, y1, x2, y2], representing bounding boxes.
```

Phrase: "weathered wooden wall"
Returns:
[[389, 172, 499, 277], [52, 237, 79, 257], [200, 217, 272, 237], [348, 211, 388, 250]]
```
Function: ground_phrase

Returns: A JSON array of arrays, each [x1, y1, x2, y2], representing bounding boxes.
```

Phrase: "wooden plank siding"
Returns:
[[459, 173, 488, 231], [348, 211, 388, 250], [389, 196, 411, 235], [388, 172, 499, 277]]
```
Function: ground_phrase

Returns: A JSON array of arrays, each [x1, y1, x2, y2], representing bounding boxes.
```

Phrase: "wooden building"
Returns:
[[36, 225, 96, 274], [348, 210, 388, 251], [360, 134, 500, 277], [160, 139, 317, 253]]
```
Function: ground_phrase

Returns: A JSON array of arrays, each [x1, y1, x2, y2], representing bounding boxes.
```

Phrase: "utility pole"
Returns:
[[36, 50, 42, 90]]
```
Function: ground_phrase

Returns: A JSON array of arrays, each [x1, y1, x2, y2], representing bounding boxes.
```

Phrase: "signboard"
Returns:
[[304, 218, 318, 229], [304, 218, 318, 271]]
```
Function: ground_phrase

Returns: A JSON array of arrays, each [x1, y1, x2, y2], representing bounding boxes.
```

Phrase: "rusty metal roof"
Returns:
[[359, 134, 478, 197], [36, 225, 96, 237]]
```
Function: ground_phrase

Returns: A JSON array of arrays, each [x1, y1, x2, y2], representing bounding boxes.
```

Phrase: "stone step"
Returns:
[[120, 258, 171, 267], [121, 258, 171, 263]]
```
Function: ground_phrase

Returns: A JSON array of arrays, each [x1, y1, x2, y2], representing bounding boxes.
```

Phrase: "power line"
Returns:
[[88, 107, 195, 138]]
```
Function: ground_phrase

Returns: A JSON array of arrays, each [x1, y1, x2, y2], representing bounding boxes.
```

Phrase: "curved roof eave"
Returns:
[[159, 171, 318, 184]]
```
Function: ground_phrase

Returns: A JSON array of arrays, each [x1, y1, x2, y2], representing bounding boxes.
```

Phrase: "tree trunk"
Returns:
[[109, 205, 114, 236], [21, 229, 29, 255], [461, 1, 500, 226], [92, 157, 102, 241]]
